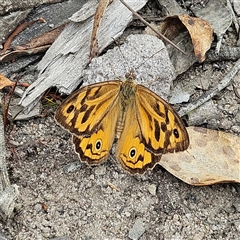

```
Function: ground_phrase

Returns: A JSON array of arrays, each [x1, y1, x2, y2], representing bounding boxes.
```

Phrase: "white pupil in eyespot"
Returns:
[[129, 147, 136, 158], [95, 139, 102, 151]]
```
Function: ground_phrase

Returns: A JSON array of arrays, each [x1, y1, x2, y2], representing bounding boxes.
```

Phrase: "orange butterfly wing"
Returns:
[[116, 84, 189, 174], [55, 81, 122, 164]]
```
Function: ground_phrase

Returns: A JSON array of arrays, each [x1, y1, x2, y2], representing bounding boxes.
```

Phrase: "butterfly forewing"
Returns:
[[55, 81, 122, 136], [136, 85, 189, 154]]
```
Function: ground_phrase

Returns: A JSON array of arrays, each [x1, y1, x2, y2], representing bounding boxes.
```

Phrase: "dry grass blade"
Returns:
[[89, 0, 113, 61]]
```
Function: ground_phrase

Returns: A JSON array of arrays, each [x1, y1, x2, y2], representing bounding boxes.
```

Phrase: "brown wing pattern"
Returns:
[[55, 81, 121, 136]]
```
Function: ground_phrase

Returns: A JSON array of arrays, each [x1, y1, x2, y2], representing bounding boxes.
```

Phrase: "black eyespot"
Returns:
[[95, 139, 102, 151], [67, 105, 74, 113], [129, 147, 137, 159], [173, 129, 179, 138]]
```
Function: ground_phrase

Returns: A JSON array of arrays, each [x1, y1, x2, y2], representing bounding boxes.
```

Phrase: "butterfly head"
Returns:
[[125, 69, 136, 82]]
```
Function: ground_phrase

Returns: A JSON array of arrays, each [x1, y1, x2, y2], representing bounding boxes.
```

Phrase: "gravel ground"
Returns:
[[4, 116, 240, 239]]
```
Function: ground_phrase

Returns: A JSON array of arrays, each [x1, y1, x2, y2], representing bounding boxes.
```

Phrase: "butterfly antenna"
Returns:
[[109, 63, 118, 78], [135, 48, 165, 72], [112, 37, 131, 74]]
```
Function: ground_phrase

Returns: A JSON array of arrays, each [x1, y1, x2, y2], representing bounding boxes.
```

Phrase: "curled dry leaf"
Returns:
[[0, 73, 15, 89], [0, 73, 30, 89], [160, 126, 240, 186], [161, 14, 213, 62]]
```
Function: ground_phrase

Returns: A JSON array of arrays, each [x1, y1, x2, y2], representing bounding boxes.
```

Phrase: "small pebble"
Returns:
[[128, 218, 145, 240], [34, 203, 42, 212], [148, 184, 157, 196], [94, 165, 106, 175]]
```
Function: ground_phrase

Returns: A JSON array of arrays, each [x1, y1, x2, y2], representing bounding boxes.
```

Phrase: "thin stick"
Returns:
[[178, 58, 240, 117], [119, 0, 186, 55], [1, 18, 46, 52]]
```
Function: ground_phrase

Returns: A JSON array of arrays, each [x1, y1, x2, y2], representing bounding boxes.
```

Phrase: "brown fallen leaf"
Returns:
[[14, 22, 69, 50], [148, 14, 213, 62], [0, 73, 15, 89], [0, 73, 30, 89], [160, 126, 240, 186], [178, 14, 213, 62], [0, 23, 68, 63]]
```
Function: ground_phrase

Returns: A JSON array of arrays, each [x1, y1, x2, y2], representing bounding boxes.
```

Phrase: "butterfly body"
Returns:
[[55, 70, 189, 174]]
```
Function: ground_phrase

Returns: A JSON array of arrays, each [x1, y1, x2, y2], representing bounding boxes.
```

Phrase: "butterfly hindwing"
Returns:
[[116, 99, 161, 174], [72, 103, 120, 164]]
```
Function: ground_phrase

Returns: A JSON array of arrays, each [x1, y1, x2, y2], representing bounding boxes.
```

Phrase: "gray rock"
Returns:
[[128, 218, 145, 240], [148, 184, 157, 196]]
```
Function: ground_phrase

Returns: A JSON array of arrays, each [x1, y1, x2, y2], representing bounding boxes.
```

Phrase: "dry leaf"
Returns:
[[0, 46, 50, 63], [14, 22, 68, 51], [160, 126, 240, 186], [0, 73, 15, 89], [1, 18, 46, 52], [0, 23, 67, 63], [160, 14, 213, 62], [178, 14, 213, 62]]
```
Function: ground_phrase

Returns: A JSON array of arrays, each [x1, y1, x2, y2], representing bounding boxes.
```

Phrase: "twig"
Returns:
[[178, 58, 240, 117], [3, 82, 18, 132], [119, 0, 186, 55], [89, 0, 113, 61], [1, 18, 46, 52]]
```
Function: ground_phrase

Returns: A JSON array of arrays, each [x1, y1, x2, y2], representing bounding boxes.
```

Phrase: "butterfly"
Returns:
[[55, 69, 189, 174]]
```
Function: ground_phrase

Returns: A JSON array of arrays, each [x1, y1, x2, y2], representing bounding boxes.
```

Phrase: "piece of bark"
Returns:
[[19, 0, 148, 112]]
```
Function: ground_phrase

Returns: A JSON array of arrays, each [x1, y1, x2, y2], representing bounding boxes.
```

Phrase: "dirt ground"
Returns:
[[0, 0, 240, 240]]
